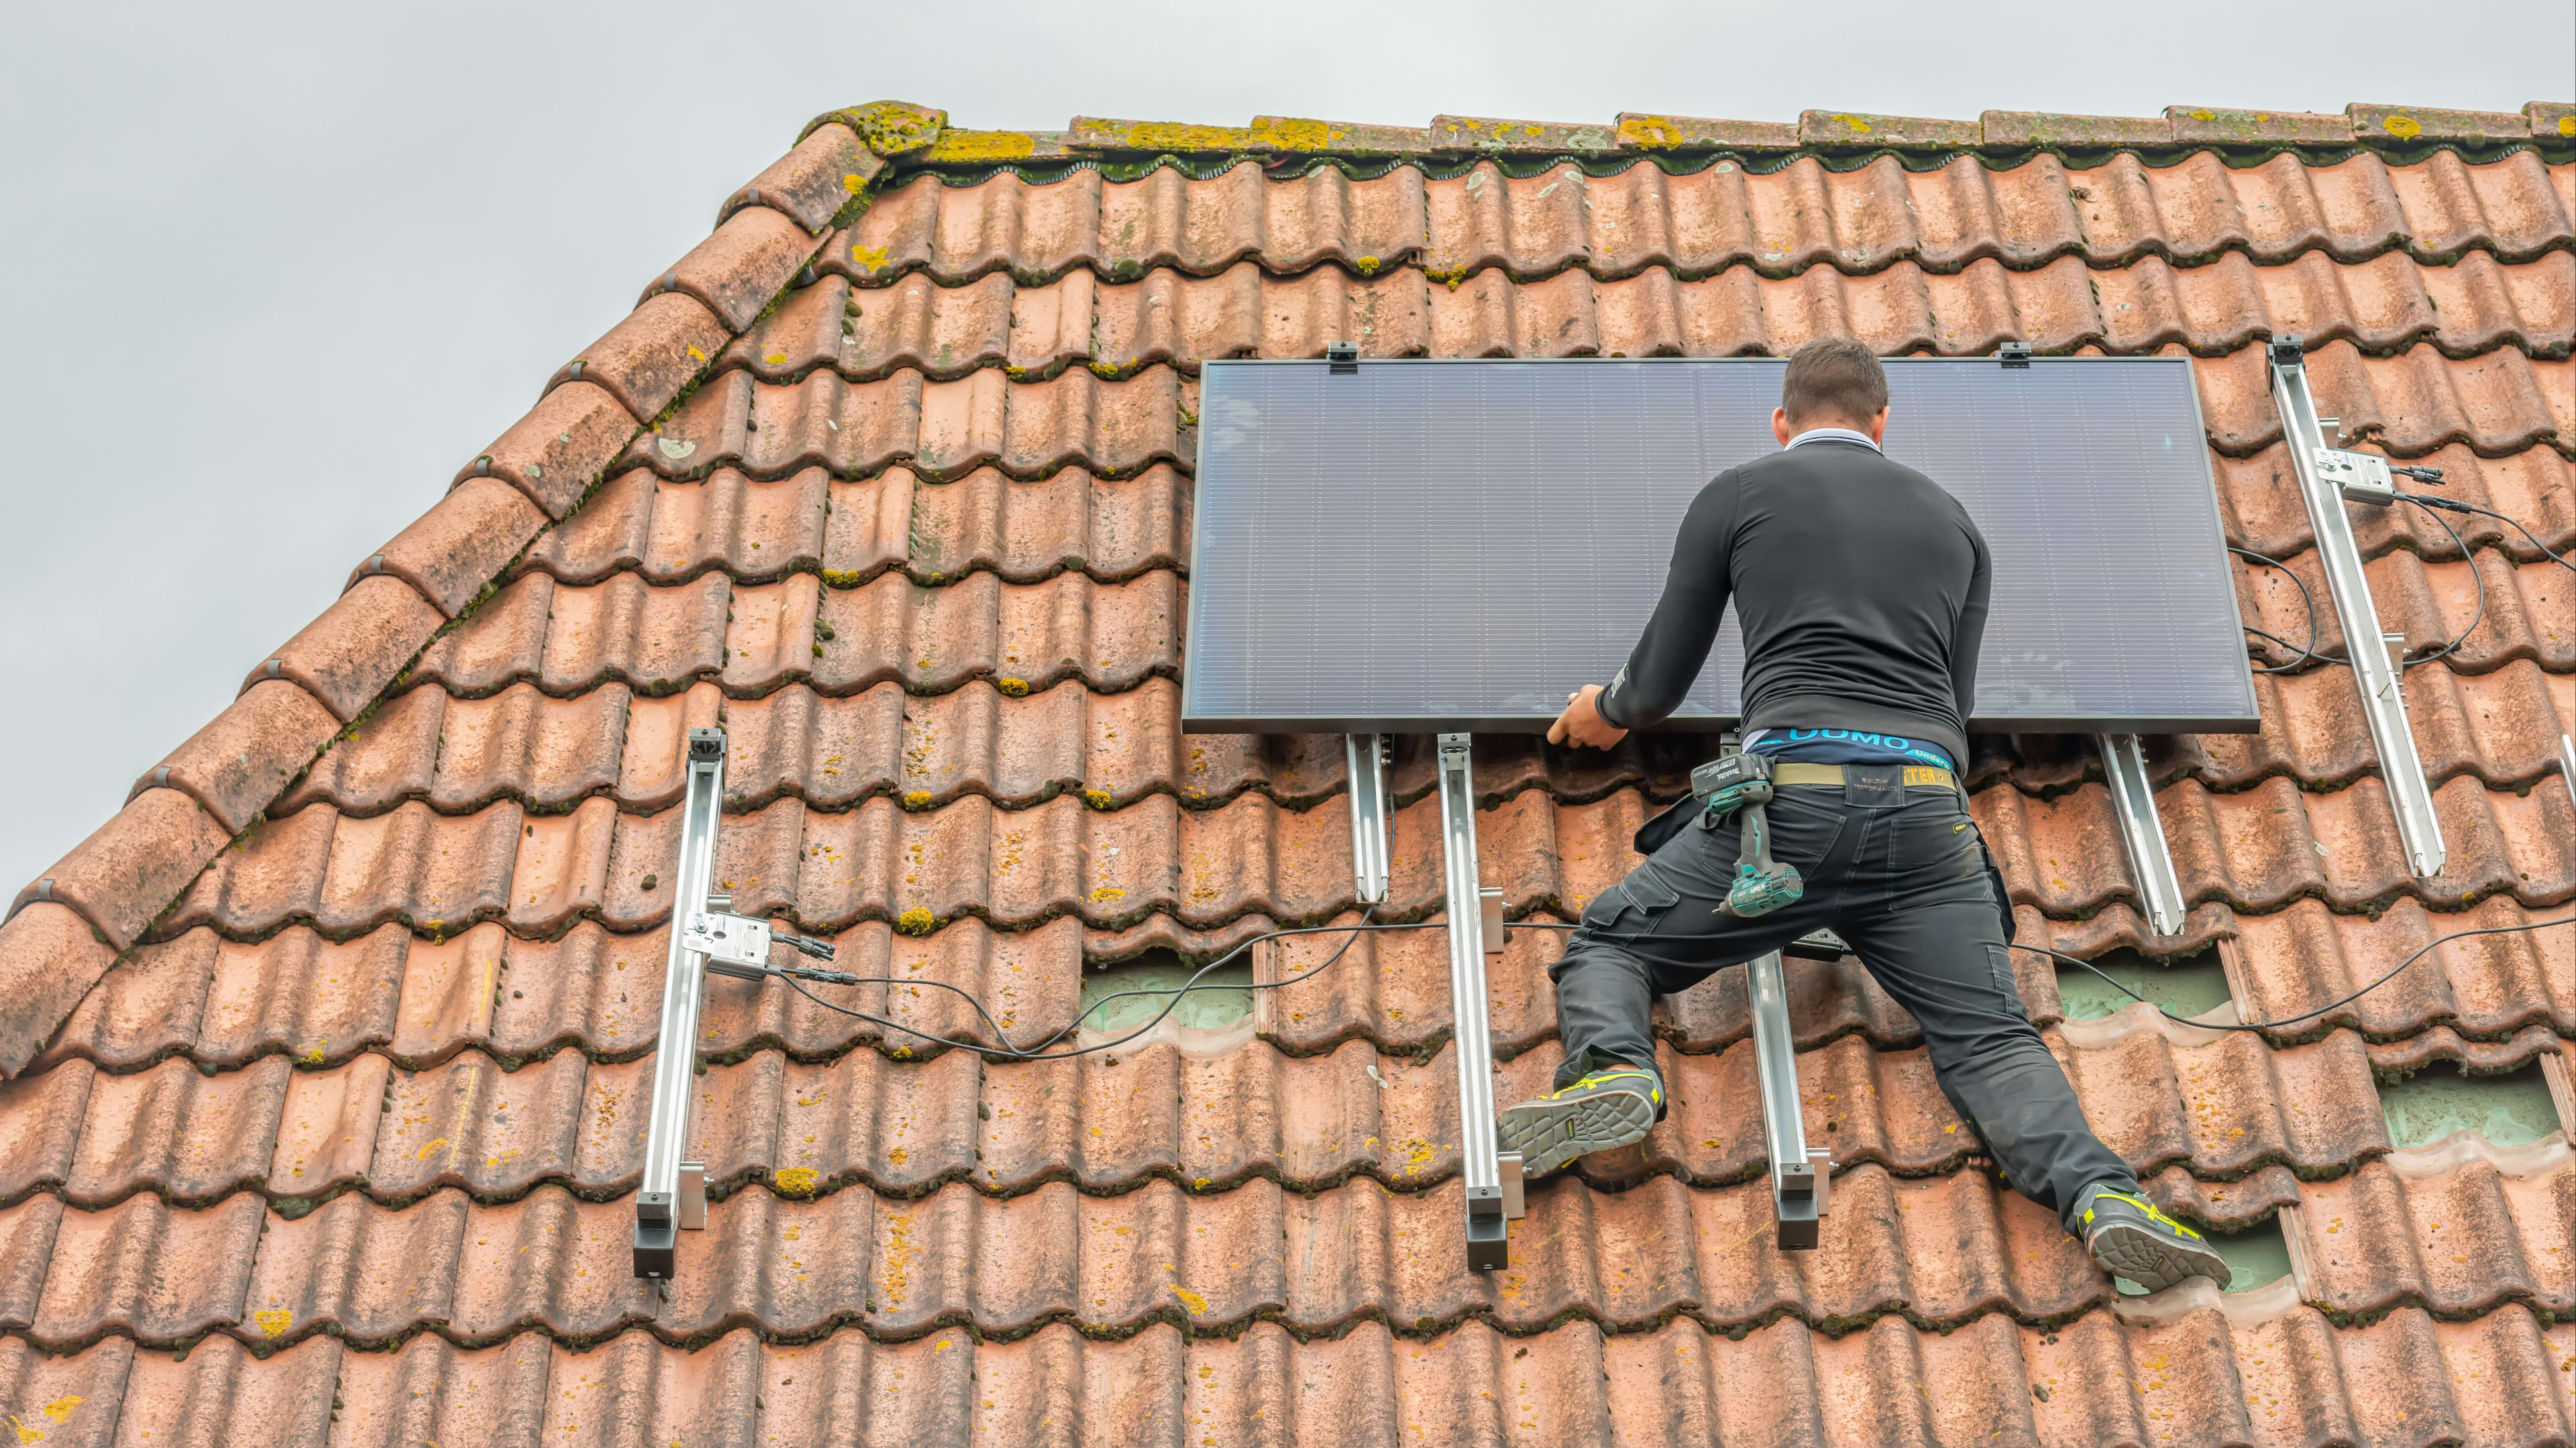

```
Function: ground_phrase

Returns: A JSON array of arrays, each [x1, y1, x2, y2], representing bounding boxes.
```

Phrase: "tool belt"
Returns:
[[1759, 762, 1958, 791]]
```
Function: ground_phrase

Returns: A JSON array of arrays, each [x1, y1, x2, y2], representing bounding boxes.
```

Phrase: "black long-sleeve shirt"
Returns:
[[1595, 437, 1992, 771]]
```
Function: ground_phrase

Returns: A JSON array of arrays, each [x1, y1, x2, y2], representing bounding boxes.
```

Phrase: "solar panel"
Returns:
[[1182, 356, 2257, 736]]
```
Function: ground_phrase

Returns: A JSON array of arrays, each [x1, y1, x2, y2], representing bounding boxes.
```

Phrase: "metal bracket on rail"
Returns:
[[2267, 337, 2445, 878], [1435, 734, 1523, 1270], [2096, 734, 2187, 938]]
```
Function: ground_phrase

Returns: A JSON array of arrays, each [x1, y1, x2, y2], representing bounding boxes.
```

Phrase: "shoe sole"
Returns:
[[2090, 1221, 2231, 1294], [1496, 1089, 1657, 1179]]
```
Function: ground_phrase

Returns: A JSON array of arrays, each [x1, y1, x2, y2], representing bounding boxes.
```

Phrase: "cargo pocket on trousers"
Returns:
[[1986, 944, 2030, 1017], [1586, 861, 1681, 934]]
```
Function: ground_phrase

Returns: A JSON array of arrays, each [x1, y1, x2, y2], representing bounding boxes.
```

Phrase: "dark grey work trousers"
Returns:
[[1548, 770, 2137, 1230]]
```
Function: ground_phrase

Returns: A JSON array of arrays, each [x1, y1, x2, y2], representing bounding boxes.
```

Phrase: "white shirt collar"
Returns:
[[1784, 426, 1882, 453]]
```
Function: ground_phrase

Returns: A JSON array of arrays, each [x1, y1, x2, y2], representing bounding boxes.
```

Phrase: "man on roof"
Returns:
[[1503, 337, 2229, 1294]]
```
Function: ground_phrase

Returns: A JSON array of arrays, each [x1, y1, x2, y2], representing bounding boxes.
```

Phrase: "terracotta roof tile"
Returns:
[[131, 678, 342, 834], [549, 290, 730, 423], [11, 103, 2573, 1440], [333, 1332, 553, 1448], [111, 1333, 341, 1445], [239, 573, 445, 723], [345, 475, 548, 618], [0, 905, 119, 1078], [2349, 102, 2538, 144], [0, 1333, 135, 1444], [718, 120, 879, 233], [2167, 105, 2355, 146], [639, 204, 824, 332], [11, 789, 231, 953], [2367, 1019, 2567, 1074], [458, 377, 639, 519], [2297, 1135, 2573, 1319], [27, 1190, 262, 1346]]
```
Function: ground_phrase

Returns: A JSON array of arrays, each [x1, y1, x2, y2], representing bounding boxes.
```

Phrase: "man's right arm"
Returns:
[[1949, 520, 1992, 727], [1596, 474, 1739, 730]]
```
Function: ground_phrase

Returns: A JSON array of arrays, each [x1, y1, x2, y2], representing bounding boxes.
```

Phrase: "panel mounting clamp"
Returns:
[[1326, 340, 1358, 374], [1998, 341, 2032, 368]]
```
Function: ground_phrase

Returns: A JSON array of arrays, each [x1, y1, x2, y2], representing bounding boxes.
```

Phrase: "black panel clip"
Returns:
[[1998, 341, 2031, 369], [2269, 333, 2304, 368], [1326, 341, 1358, 375]]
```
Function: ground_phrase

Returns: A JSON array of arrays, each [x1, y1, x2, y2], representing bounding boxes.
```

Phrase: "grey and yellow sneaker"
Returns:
[[2079, 1186, 2230, 1293], [1496, 1067, 1664, 1179]]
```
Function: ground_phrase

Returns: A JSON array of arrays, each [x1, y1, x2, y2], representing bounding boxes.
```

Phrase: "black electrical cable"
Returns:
[[2227, 508, 2494, 675], [778, 912, 1441, 1062], [2229, 545, 2322, 673], [767, 901, 2566, 1060], [2397, 492, 2576, 575], [2394, 497, 2483, 669], [2012, 918, 2571, 1034]]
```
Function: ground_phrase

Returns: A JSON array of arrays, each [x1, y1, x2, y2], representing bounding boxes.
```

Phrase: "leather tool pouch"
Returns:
[[1631, 799, 1693, 858], [1634, 753, 1774, 857]]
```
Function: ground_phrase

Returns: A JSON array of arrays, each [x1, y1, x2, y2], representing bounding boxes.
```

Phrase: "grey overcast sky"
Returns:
[[3, 1, 2569, 896]]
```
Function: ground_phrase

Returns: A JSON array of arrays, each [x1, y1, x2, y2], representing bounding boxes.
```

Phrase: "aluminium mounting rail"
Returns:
[[2096, 734, 2188, 938], [1749, 949, 1833, 1248], [1713, 736, 1834, 1250], [2267, 338, 2445, 878], [1432, 734, 1525, 1270], [1346, 734, 1391, 905], [635, 727, 727, 1279]]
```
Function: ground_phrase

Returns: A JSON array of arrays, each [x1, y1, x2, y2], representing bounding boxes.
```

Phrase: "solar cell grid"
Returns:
[[1183, 357, 2257, 735]]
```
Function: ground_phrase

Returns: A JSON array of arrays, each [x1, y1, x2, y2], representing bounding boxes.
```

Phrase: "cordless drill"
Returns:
[[1688, 754, 1805, 917]]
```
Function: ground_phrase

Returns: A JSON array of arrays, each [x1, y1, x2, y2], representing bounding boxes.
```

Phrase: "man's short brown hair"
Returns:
[[1780, 337, 1888, 427]]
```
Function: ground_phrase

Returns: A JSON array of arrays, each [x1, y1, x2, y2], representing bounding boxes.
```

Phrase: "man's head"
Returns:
[[1772, 336, 1890, 445]]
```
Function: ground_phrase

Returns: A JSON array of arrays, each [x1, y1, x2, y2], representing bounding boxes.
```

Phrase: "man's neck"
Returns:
[[1783, 423, 1882, 453]]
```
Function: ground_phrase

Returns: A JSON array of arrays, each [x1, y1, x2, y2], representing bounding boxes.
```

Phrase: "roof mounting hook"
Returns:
[[1326, 341, 1359, 375], [1998, 341, 2032, 368]]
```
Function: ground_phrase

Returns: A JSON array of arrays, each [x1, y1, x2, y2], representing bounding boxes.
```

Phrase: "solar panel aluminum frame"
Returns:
[[1181, 355, 2259, 738]]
